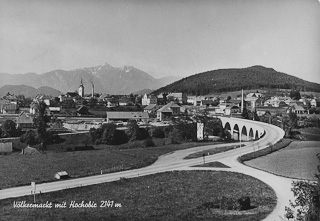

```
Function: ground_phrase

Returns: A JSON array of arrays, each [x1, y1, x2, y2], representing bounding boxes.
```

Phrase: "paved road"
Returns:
[[0, 120, 295, 221]]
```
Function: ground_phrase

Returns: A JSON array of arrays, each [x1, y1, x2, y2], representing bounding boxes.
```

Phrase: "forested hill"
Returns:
[[152, 66, 320, 95]]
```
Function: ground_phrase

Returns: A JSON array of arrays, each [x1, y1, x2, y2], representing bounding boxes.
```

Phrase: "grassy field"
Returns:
[[295, 127, 320, 141], [245, 141, 320, 181], [0, 171, 276, 221], [184, 144, 244, 160], [0, 139, 217, 189], [192, 161, 231, 168]]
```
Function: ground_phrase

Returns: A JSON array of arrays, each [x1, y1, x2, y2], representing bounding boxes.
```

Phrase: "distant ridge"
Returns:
[[0, 85, 62, 98], [0, 63, 179, 95], [152, 66, 320, 95]]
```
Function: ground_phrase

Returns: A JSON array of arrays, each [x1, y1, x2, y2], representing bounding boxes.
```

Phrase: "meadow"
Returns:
[[245, 141, 320, 180], [0, 171, 276, 221]]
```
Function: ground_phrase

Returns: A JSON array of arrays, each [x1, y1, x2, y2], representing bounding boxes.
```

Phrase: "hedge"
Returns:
[[238, 139, 292, 163]]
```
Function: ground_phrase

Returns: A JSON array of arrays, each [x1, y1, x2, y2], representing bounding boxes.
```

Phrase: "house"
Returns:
[[167, 93, 187, 104], [33, 94, 51, 106], [311, 98, 320, 107], [256, 106, 289, 116], [246, 92, 262, 98], [77, 105, 89, 115], [0, 103, 18, 114], [156, 102, 180, 121], [29, 102, 50, 115], [3, 92, 18, 104], [106, 111, 149, 122], [290, 104, 306, 114], [48, 107, 61, 115], [16, 112, 34, 131], [201, 100, 215, 107], [141, 94, 157, 106], [58, 92, 81, 102], [144, 104, 159, 115], [225, 106, 240, 115], [106, 97, 119, 107], [119, 98, 132, 106]]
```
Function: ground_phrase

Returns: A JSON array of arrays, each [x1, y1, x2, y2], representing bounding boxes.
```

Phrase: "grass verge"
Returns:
[[184, 144, 244, 160], [191, 161, 231, 168], [0, 171, 276, 221], [238, 139, 292, 163]]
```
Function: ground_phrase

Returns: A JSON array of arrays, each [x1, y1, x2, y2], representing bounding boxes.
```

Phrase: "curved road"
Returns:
[[0, 120, 295, 221]]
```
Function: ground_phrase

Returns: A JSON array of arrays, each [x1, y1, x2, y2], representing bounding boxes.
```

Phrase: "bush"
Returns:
[[166, 128, 183, 145], [138, 128, 150, 140], [150, 127, 165, 138], [20, 130, 38, 145], [143, 138, 155, 147], [91, 123, 128, 145]]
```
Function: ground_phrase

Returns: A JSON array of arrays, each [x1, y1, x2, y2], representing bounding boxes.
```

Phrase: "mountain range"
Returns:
[[0, 85, 62, 98], [0, 63, 180, 95], [153, 65, 320, 96]]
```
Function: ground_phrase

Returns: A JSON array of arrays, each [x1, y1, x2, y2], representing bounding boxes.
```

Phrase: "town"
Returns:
[[0, 79, 319, 135]]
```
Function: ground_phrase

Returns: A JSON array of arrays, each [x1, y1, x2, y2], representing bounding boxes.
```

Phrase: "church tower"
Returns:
[[91, 82, 94, 98], [78, 78, 84, 97]]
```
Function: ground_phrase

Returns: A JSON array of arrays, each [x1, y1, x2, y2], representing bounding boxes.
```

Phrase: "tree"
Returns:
[[290, 90, 301, 100], [20, 130, 38, 146], [241, 108, 250, 119], [282, 112, 298, 137], [126, 120, 141, 141], [1, 120, 18, 137], [285, 153, 320, 221], [33, 101, 50, 143], [90, 123, 128, 145]]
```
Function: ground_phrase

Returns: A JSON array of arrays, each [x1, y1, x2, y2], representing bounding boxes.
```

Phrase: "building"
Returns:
[[156, 102, 180, 121], [142, 94, 157, 106], [16, 112, 34, 131], [290, 104, 306, 114], [256, 106, 289, 116], [144, 104, 159, 115], [106, 111, 149, 122], [2, 92, 18, 104], [167, 93, 187, 104], [78, 79, 84, 97], [0, 102, 18, 114], [311, 98, 320, 107]]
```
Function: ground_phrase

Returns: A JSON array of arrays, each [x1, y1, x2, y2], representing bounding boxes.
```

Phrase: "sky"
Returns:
[[0, 0, 320, 83]]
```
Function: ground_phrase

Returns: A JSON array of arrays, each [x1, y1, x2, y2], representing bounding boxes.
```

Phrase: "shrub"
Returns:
[[20, 130, 38, 145], [150, 127, 165, 138], [238, 139, 291, 163], [166, 128, 183, 145], [138, 128, 150, 140], [143, 138, 155, 147]]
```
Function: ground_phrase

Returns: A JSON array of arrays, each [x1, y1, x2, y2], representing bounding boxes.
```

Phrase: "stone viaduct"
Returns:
[[218, 116, 265, 141]]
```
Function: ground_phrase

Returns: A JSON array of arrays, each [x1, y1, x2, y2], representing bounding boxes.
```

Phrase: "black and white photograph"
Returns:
[[0, 0, 319, 220]]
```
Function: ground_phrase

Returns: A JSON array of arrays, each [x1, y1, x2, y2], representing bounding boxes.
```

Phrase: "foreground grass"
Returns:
[[0, 171, 276, 221], [0, 140, 218, 189]]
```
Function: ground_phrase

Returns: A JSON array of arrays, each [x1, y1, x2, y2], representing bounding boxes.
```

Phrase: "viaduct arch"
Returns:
[[218, 117, 265, 141]]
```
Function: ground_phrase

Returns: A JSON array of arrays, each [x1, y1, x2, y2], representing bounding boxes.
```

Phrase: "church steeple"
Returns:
[[78, 78, 84, 97]]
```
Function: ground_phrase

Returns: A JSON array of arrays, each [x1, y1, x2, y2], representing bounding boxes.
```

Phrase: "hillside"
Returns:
[[0, 63, 178, 95], [0, 85, 62, 98], [153, 66, 320, 95]]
